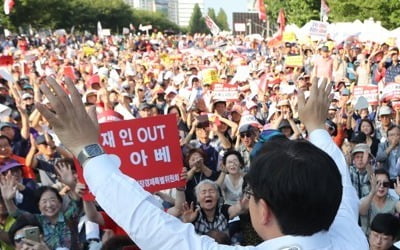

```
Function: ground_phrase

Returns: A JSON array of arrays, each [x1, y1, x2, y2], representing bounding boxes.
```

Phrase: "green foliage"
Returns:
[[265, 0, 400, 30], [188, 3, 208, 34], [207, 8, 217, 22], [216, 8, 229, 31], [0, 0, 180, 33]]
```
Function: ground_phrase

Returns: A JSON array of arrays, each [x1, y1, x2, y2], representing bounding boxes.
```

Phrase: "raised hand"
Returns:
[[181, 201, 199, 223], [0, 172, 17, 201], [22, 236, 50, 250], [394, 177, 400, 196], [298, 77, 332, 133], [74, 182, 87, 198], [35, 77, 99, 157], [369, 174, 378, 196], [55, 160, 76, 188]]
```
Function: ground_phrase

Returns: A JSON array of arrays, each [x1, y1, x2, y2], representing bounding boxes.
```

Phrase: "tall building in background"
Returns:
[[168, 0, 205, 27], [155, 0, 169, 15], [124, 0, 156, 12]]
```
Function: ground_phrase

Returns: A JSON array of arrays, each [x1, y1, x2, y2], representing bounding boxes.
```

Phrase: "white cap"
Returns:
[[379, 106, 392, 116]]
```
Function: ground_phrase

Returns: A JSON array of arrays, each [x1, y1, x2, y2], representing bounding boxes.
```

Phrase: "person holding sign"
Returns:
[[35, 76, 368, 249]]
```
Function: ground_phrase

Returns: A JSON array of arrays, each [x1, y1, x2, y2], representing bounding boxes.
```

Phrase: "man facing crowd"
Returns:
[[35, 76, 368, 249]]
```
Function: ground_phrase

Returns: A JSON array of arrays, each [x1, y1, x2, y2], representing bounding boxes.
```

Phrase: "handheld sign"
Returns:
[[99, 114, 185, 193]]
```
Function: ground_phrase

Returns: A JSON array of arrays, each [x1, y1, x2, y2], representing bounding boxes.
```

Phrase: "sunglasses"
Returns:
[[378, 181, 391, 188], [14, 234, 25, 244], [240, 132, 253, 138]]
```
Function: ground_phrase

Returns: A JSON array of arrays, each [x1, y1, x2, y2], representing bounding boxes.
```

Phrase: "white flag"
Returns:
[[97, 21, 104, 39], [205, 16, 220, 36]]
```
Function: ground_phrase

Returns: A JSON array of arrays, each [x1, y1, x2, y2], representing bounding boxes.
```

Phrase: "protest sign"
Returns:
[[381, 82, 400, 101], [0, 68, 14, 83], [83, 46, 96, 56], [285, 56, 303, 67], [122, 27, 130, 35], [97, 110, 124, 124], [212, 83, 239, 101], [0, 56, 13, 66], [99, 114, 185, 193], [354, 96, 369, 110], [309, 20, 328, 39], [283, 32, 296, 42], [102, 29, 111, 36], [202, 68, 219, 85], [353, 85, 378, 105]]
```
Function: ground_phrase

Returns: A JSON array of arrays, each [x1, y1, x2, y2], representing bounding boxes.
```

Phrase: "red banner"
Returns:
[[381, 82, 400, 102], [0, 56, 13, 66], [353, 85, 379, 105], [99, 114, 184, 193]]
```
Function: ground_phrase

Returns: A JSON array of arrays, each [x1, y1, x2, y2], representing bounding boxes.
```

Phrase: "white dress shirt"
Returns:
[[83, 129, 368, 249]]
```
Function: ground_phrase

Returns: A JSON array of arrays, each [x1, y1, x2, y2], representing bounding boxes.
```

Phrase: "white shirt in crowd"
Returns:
[[83, 129, 368, 249]]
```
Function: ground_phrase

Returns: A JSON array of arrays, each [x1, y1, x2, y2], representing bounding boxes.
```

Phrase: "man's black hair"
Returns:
[[370, 213, 400, 239], [246, 136, 342, 236], [0, 135, 11, 145], [8, 214, 43, 246]]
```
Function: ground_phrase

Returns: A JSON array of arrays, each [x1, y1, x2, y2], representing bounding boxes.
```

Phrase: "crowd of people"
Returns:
[[0, 28, 398, 249]]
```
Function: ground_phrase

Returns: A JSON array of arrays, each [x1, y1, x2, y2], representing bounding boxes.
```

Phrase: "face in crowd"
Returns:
[[196, 182, 219, 212]]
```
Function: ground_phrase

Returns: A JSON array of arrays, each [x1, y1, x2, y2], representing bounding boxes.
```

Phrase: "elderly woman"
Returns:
[[181, 179, 246, 240], [0, 168, 82, 249]]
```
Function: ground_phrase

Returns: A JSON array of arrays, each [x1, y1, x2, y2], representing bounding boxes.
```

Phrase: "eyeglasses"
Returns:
[[243, 187, 254, 199], [240, 132, 253, 138], [378, 181, 391, 188], [14, 234, 25, 244]]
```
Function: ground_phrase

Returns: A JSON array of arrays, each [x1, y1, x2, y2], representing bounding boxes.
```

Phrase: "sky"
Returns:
[[204, 0, 250, 29]]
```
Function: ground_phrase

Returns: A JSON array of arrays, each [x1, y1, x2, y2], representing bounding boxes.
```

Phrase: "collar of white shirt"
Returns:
[[256, 231, 331, 250]]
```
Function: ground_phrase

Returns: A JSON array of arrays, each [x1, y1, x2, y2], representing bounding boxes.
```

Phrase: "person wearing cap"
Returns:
[[235, 124, 258, 171], [212, 99, 227, 116], [25, 134, 73, 187], [376, 106, 395, 143], [349, 143, 374, 199], [333, 45, 348, 82], [0, 159, 38, 214], [137, 102, 152, 118], [186, 117, 232, 172], [376, 125, 400, 183], [369, 213, 400, 250], [21, 92, 35, 115], [0, 135, 35, 180], [379, 47, 400, 84], [313, 45, 333, 80], [359, 168, 400, 236], [0, 122, 29, 158]]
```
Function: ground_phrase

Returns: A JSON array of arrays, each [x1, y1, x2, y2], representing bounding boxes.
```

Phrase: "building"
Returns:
[[232, 12, 266, 36], [168, 0, 205, 27], [125, 0, 156, 12]]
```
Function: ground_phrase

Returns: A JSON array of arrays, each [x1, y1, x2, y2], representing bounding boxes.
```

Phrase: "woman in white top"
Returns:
[[216, 151, 245, 205]]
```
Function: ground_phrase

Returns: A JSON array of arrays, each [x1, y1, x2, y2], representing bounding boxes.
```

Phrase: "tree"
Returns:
[[207, 8, 217, 22], [264, 0, 400, 30], [188, 3, 207, 34], [1, 0, 179, 33], [216, 8, 229, 31]]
